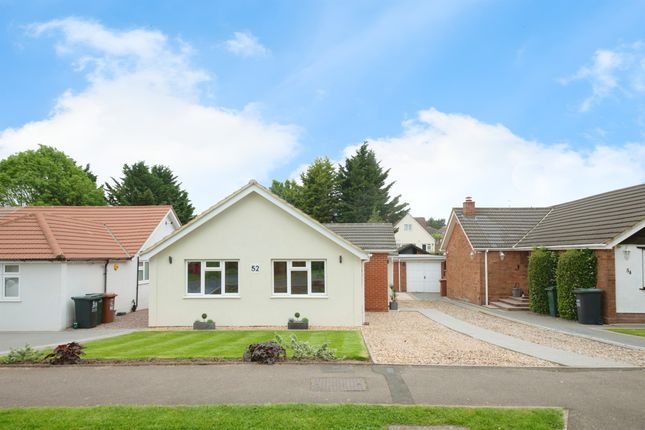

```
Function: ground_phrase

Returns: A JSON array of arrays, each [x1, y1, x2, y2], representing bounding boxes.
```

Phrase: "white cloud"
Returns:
[[346, 108, 645, 218], [563, 42, 645, 112], [1, 18, 298, 211], [223, 31, 269, 58]]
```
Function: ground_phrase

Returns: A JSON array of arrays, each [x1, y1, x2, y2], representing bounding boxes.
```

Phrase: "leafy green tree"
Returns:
[[270, 179, 303, 207], [426, 217, 446, 229], [105, 162, 195, 223], [528, 248, 558, 314], [0, 145, 105, 206], [431, 232, 443, 241], [337, 142, 408, 223], [556, 249, 597, 320], [299, 157, 340, 223]]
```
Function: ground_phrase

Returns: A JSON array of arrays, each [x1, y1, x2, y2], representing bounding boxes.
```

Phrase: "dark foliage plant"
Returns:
[[528, 248, 558, 314], [242, 341, 286, 365], [45, 342, 85, 365], [556, 249, 597, 320]]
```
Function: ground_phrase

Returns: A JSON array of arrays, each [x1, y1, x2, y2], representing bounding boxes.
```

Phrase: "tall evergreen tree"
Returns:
[[0, 145, 105, 206], [299, 157, 340, 223], [337, 142, 408, 223], [105, 162, 195, 223], [270, 179, 302, 207]]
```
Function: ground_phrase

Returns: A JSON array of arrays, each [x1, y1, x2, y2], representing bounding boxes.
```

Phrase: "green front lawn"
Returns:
[[82, 330, 369, 360], [0, 404, 564, 430], [607, 328, 645, 337]]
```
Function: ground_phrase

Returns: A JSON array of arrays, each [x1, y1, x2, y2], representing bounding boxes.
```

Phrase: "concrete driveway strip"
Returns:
[[414, 309, 634, 368], [1, 364, 644, 430], [447, 299, 645, 350], [0, 330, 134, 355]]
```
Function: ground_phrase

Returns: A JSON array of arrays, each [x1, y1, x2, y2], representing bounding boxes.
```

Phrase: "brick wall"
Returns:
[[595, 249, 617, 323], [364, 253, 389, 311], [445, 223, 483, 304], [486, 250, 529, 302], [393, 261, 407, 292]]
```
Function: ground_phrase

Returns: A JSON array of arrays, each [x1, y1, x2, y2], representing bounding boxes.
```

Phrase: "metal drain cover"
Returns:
[[310, 377, 367, 392]]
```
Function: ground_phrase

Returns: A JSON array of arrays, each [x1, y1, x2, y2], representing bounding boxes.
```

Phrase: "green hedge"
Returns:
[[528, 248, 557, 314], [555, 249, 597, 320]]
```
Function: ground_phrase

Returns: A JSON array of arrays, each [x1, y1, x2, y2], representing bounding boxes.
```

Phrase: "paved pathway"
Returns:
[[410, 308, 634, 368], [1, 364, 644, 430], [0, 330, 134, 355], [463, 301, 645, 350]]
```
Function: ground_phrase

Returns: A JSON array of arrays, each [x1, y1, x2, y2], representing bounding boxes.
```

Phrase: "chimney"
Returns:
[[463, 196, 475, 216]]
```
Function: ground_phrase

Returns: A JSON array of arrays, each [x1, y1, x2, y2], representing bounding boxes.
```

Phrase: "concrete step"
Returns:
[[490, 301, 530, 311], [498, 297, 529, 306]]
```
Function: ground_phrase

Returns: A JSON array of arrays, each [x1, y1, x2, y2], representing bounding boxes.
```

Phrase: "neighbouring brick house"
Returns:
[[440, 184, 645, 323]]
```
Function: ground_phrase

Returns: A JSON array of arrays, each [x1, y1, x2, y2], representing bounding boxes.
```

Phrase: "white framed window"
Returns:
[[404, 223, 412, 231], [138, 260, 150, 283], [186, 260, 239, 296], [272, 260, 326, 296], [1, 263, 20, 301]]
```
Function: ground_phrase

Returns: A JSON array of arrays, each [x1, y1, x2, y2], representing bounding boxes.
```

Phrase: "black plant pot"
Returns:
[[389, 301, 399, 310], [193, 321, 216, 330], [512, 288, 523, 298], [288, 321, 309, 330]]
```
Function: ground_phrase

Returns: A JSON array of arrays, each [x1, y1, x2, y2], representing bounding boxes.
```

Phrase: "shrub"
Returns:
[[556, 249, 597, 320], [0, 344, 45, 364], [45, 342, 85, 365], [242, 341, 286, 365], [275, 334, 337, 361], [288, 312, 308, 323], [528, 248, 558, 314]]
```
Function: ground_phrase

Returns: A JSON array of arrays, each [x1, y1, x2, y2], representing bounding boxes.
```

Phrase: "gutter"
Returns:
[[135, 256, 140, 309], [103, 260, 109, 294], [484, 249, 489, 306]]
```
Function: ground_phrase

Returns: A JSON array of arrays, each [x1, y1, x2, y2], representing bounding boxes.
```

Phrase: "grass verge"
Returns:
[[82, 330, 369, 360], [0, 404, 564, 430], [607, 328, 645, 338]]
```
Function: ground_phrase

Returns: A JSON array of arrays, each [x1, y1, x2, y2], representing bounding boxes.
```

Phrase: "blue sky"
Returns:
[[0, 0, 644, 216]]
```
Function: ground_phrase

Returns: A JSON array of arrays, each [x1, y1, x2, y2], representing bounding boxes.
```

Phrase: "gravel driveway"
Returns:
[[362, 311, 551, 366], [400, 299, 645, 367]]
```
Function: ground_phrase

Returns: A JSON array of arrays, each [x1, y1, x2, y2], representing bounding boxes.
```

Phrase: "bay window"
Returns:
[[186, 260, 238, 296], [272, 260, 326, 296]]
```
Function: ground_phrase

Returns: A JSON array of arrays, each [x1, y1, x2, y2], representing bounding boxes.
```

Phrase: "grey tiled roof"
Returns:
[[516, 184, 645, 247], [455, 207, 551, 249], [325, 223, 397, 253]]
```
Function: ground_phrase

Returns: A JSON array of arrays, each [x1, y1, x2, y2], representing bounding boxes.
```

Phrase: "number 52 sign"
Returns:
[[250, 264, 260, 273]]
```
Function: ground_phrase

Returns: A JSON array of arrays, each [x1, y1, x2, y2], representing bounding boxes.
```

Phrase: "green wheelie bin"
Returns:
[[71, 295, 101, 328]]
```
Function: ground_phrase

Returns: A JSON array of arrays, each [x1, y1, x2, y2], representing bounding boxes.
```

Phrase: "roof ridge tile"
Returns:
[[35, 213, 64, 259]]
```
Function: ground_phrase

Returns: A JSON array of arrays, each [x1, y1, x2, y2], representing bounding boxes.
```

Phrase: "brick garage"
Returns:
[[364, 253, 389, 311], [325, 223, 397, 313]]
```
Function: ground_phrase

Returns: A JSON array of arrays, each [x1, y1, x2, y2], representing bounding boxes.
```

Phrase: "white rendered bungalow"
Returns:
[[0, 206, 179, 331], [141, 180, 390, 327]]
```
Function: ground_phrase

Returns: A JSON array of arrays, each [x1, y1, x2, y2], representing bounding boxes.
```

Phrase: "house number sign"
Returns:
[[250, 264, 260, 272]]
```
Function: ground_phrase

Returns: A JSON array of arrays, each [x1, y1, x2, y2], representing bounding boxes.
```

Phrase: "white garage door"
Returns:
[[406, 261, 441, 293]]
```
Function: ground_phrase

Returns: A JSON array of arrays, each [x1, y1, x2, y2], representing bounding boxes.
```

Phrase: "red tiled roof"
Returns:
[[0, 206, 172, 260]]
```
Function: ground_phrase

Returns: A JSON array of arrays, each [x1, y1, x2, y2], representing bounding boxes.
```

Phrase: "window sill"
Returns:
[[0, 299, 21, 303], [183, 295, 241, 299], [138, 281, 150, 285], [270, 295, 328, 299]]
